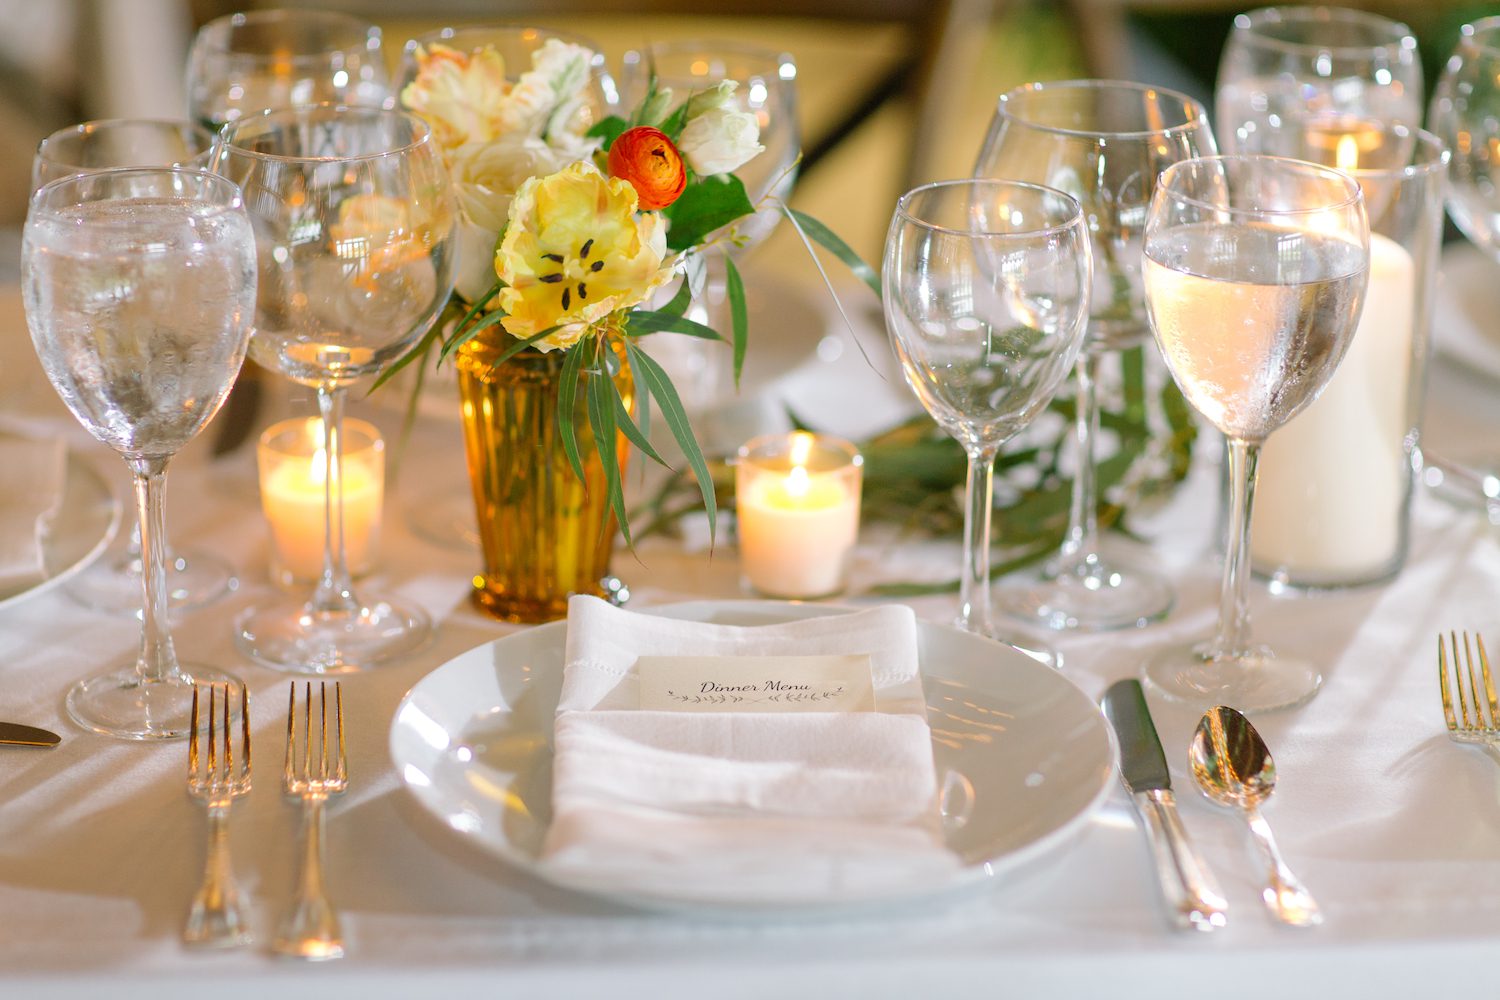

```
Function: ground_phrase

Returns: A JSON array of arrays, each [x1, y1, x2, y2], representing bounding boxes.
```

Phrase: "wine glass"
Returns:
[[1216, 5, 1422, 155], [1141, 155, 1369, 712], [1430, 16, 1500, 264], [213, 106, 456, 672], [975, 80, 1215, 631], [32, 118, 239, 616], [393, 24, 616, 552], [883, 179, 1092, 644], [186, 8, 390, 130], [23, 167, 258, 738], [619, 42, 798, 411]]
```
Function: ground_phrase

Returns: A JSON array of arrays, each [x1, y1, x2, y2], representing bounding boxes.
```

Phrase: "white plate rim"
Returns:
[[391, 599, 1118, 913]]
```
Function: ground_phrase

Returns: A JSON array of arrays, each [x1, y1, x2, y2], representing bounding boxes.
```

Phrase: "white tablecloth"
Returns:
[[1, 261, 1498, 1000]]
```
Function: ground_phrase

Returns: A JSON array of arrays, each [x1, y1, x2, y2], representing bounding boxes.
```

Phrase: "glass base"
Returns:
[[996, 555, 1174, 632], [68, 546, 237, 616], [66, 663, 244, 740], [405, 490, 478, 552], [1142, 641, 1322, 713], [234, 595, 431, 673]]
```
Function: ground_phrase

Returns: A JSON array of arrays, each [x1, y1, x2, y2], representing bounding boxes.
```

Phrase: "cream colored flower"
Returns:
[[494, 162, 676, 352], [400, 43, 511, 150], [676, 106, 764, 176]]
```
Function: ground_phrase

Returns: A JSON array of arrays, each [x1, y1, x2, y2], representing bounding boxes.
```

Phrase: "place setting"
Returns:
[[6, 3, 1500, 993]]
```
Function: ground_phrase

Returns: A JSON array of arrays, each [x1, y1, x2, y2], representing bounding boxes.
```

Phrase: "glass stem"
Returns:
[[312, 386, 359, 616], [959, 445, 999, 635], [1213, 438, 1260, 660], [1060, 348, 1101, 571], [129, 456, 179, 684]]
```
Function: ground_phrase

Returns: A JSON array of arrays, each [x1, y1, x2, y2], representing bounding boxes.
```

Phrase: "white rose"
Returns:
[[453, 218, 503, 303], [683, 80, 737, 119], [676, 107, 764, 176], [448, 137, 570, 231]]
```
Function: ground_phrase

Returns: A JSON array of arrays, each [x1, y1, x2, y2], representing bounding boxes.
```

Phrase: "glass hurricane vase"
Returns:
[[457, 331, 634, 623]]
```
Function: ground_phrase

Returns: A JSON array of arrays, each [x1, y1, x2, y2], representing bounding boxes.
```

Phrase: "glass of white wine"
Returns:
[[213, 105, 456, 672], [1142, 155, 1369, 712], [23, 167, 258, 738]]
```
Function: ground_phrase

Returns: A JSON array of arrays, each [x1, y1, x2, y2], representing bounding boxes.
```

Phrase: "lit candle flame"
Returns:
[[1336, 133, 1360, 173], [789, 431, 814, 468]]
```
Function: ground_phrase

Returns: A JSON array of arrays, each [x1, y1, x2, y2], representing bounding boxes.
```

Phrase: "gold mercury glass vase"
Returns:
[[455, 330, 633, 623]]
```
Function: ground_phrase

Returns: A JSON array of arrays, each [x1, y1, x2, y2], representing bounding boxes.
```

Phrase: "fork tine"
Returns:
[[207, 684, 218, 775], [1478, 634, 1498, 728], [222, 683, 232, 779], [303, 682, 312, 779], [1453, 632, 1472, 729], [190, 685, 201, 774], [1440, 634, 1458, 731], [1465, 632, 1484, 729], [321, 682, 331, 782], [334, 682, 346, 784], [284, 682, 296, 785], [241, 683, 252, 781]]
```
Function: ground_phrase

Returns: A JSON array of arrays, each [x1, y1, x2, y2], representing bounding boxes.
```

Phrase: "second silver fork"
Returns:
[[184, 682, 252, 949], [1439, 630, 1500, 758], [273, 681, 348, 961]]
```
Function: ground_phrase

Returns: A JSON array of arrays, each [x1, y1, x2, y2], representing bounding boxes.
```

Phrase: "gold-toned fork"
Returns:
[[272, 681, 347, 961], [184, 682, 252, 948], [1439, 631, 1500, 755]]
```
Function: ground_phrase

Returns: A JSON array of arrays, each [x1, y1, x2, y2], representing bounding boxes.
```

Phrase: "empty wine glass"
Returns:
[[33, 118, 239, 616], [883, 179, 1091, 645], [23, 167, 258, 738], [1142, 155, 1369, 712], [1430, 16, 1500, 264], [620, 42, 798, 411], [213, 106, 456, 672], [1216, 5, 1422, 155], [187, 8, 390, 130], [976, 80, 1215, 631]]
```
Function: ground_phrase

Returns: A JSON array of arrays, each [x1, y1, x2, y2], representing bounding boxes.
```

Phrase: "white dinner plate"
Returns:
[[391, 600, 1117, 913], [0, 441, 120, 612], [1434, 243, 1500, 379]]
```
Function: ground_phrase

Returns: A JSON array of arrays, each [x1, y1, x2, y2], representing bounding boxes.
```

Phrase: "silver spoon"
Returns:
[[1189, 706, 1322, 927]]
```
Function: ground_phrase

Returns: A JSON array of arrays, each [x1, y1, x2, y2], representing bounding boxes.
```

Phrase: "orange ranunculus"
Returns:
[[606, 126, 686, 211]]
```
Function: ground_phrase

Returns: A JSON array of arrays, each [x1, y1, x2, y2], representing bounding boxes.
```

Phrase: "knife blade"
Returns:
[[1100, 679, 1227, 932], [0, 722, 61, 747]]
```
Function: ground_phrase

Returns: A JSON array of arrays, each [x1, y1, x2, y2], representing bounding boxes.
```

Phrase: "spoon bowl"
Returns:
[[1189, 705, 1322, 927]]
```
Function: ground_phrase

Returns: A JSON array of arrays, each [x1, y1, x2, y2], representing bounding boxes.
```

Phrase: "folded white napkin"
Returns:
[[540, 596, 962, 904], [0, 436, 66, 591]]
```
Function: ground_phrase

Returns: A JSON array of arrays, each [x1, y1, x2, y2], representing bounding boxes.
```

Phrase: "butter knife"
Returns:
[[0, 722, 61, 747], [1100, 679, 1227, 932]]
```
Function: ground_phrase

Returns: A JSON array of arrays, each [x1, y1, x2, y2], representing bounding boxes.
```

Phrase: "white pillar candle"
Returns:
[[1251, 231, 1415, 578], [736, 432, 862, 598], [258, 417, 384, 585]]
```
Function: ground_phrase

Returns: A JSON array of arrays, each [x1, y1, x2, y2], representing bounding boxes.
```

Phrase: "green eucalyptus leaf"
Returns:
[[611, 374, 668, 468], [589, 115, 630, 147], [584, 369, 632, 548], [625, 339, 717, 542], [785, 207, 880, 297], [627, 309, 724, 339], [664, 175, 754, 252], [724, 255, 748, 389], [556, 341, 589, 488]]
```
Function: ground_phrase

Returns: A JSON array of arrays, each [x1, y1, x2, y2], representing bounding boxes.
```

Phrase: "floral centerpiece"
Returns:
[[386, 36, 872, 621]]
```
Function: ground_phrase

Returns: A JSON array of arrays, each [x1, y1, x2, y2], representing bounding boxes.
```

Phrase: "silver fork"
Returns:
[[184, 682, 252, 948], [1439, 631, 1500, 759], [272, 681, 347, 961]]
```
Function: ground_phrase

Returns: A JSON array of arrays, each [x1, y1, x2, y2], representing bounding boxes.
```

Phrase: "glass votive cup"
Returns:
[[257, 416, 384, 588], [735, 432, 863, 599]]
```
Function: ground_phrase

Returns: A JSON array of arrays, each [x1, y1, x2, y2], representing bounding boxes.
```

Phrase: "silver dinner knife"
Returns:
[[0, 722, 61, 747], [1100, 679, 1227, 932]]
